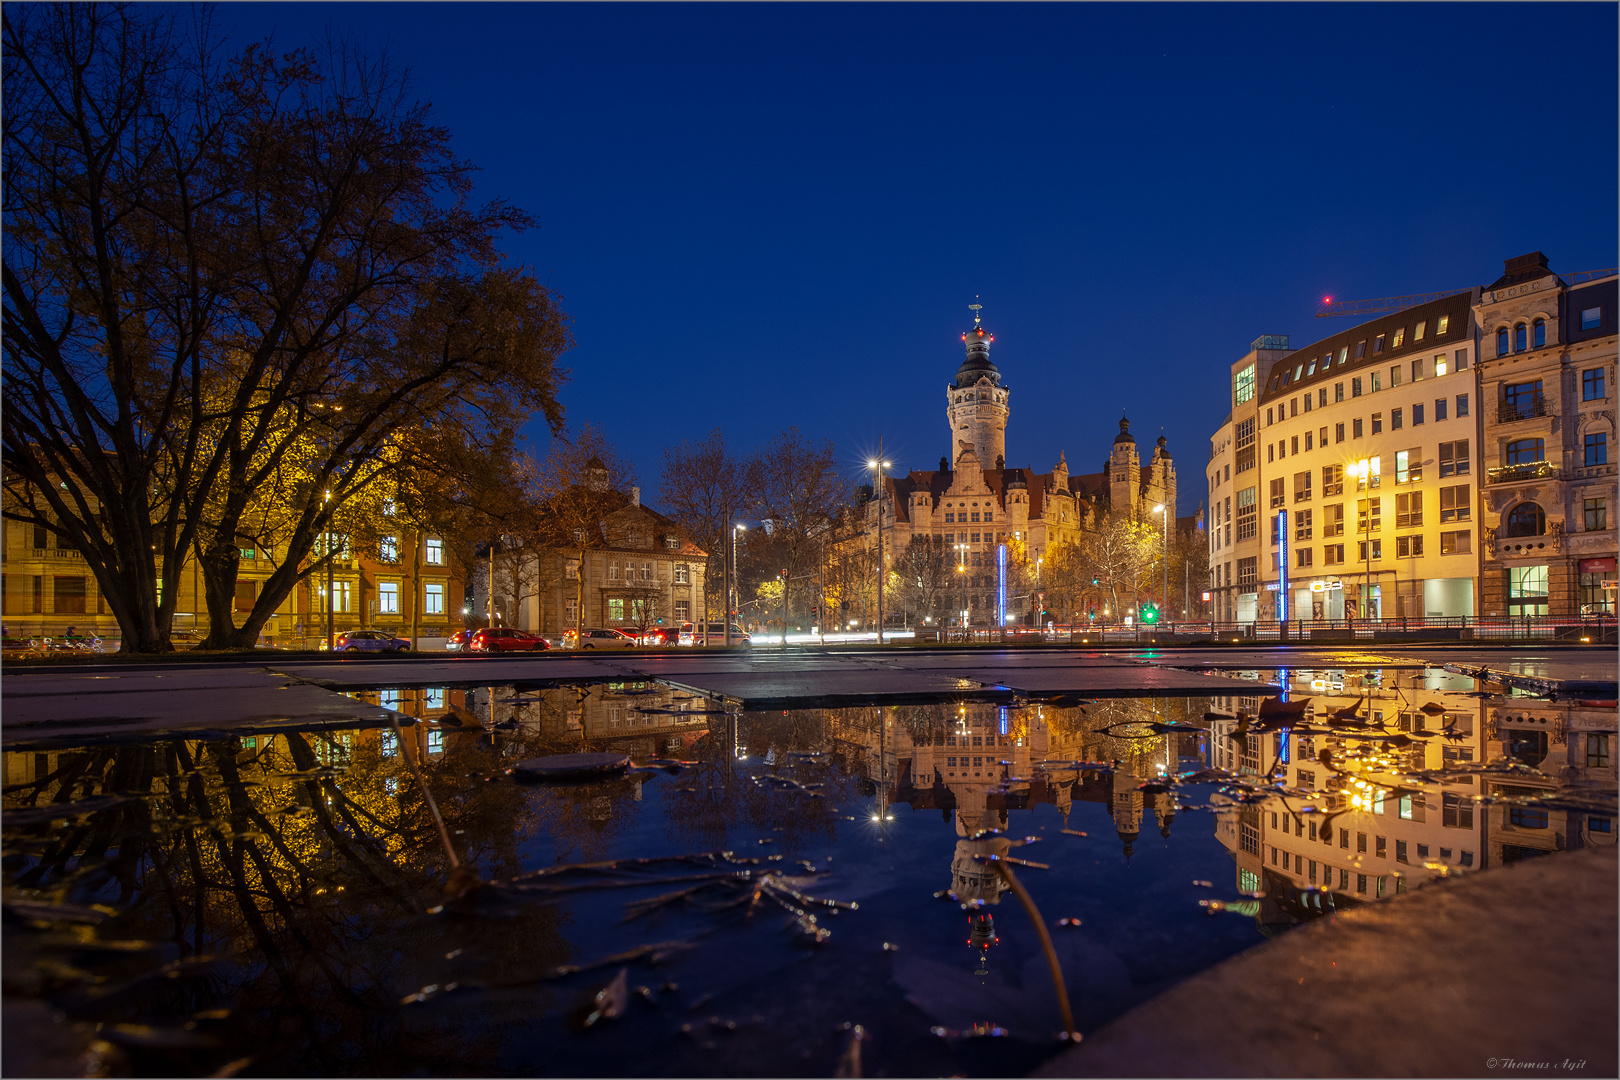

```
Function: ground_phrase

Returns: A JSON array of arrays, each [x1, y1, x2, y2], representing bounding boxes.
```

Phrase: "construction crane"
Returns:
[[1314, 288, 1470, 319], [1315, 267, 1617, 318]]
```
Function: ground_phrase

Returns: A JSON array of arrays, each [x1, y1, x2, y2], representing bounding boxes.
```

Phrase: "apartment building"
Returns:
[[1474, 253, 1617, 618], [1206, 335, 1293, 623]]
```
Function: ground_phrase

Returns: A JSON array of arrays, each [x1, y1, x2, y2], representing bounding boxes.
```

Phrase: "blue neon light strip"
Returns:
[[1277, 509, 1288, 623], [997, 544, 1007, 626]]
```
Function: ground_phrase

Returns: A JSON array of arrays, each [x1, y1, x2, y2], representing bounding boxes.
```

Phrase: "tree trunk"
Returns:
[[410, 531, 422, 648]]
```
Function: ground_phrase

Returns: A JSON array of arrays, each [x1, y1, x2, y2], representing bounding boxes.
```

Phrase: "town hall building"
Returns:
[[863, 306, 1179, 620]]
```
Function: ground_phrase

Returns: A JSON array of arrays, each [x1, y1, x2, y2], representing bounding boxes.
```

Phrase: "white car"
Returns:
[[570, 628, 641, 649], [678, 622, 751, 646]]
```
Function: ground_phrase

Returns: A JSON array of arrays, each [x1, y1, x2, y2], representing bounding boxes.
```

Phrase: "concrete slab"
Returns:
[[1035, 847, 1618, 1079]]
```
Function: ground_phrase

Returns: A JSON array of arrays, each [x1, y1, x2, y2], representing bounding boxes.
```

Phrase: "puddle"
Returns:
[[3, 671, 1614, 1077]]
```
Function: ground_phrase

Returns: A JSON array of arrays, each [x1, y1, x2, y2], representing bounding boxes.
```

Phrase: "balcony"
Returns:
[[1497, 394, 1549, 424], [1488, 461, 1560, 485], [27, 547, 86, 561]]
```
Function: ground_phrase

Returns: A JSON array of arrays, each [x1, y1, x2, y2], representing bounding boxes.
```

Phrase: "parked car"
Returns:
[[332, 629, 411, 653], [568, 628, 641, 649], [678, 622, 750, 646], [444, 629, 475, 652], [638, 626, 681, 646], [467, 628, 550, 653]]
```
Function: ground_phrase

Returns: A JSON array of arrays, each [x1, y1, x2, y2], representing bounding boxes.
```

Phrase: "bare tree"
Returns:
[[657, 429, 748, 623], [532, 424, 637, 632], [744, 429, 850, 634], [1, 6, 567, 651], [894, 534, 952, 628]]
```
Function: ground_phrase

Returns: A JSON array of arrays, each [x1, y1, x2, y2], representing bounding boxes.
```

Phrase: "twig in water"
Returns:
[[989, 858, 1079, 1043]]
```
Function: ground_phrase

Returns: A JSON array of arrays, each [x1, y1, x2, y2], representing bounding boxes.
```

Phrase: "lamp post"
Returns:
[[1354, 457, 1371, 624], [1153, 504, 1169, 623], [868, 443, 891, 646], [728, 524, 745, 647], [954, 542, 969, 635]]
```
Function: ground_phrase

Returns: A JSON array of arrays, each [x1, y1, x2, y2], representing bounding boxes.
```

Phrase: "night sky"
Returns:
[[223, 3, 1617, 515]]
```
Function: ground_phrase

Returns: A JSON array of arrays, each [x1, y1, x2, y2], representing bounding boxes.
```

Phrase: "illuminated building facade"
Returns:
[[864, 309, 1177, 626], [1474, 254, 1617, 617]]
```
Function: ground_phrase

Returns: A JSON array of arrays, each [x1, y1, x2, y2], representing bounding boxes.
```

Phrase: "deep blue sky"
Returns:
[[224, 3, 1617, 515]]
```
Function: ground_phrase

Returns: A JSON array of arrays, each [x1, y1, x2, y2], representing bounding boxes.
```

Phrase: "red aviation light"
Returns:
[[1322, 296, 1332, 304]]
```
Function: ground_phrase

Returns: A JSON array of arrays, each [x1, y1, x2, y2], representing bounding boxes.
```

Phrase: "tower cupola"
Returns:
[[954, 305, 1000, 389], [945, 302, 1010, 472]]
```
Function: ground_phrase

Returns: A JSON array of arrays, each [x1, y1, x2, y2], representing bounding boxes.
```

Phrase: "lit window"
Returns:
[[1393, 327, 1405, 348], [1580, 306, 1602, 330], [1435, 353, 1448, 377], [1437, 314, 1449, 334], [1439, 530, 1470, 555], [378, 581, 399, 614], [425, 537, 444, 565], [1414, 321, 1426, 341], [424, 583, 444, 614], [380, 535, 398, 562]]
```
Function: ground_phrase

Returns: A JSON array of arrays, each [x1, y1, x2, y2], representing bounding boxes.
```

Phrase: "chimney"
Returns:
[[630, 486, 640, 507]]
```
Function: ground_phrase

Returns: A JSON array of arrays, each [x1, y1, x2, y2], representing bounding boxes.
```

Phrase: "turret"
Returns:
[[1109, 415, 1140, 517], [946, 304, 1010, 472]]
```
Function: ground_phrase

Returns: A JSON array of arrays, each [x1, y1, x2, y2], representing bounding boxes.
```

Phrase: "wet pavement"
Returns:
[[3, 663, 1613, 1077]]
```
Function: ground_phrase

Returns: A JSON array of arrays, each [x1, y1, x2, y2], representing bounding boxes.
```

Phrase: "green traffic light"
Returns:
[[1141, 603, 1159, 625]]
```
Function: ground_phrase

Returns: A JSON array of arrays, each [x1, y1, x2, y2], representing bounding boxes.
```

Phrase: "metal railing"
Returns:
[[1497, 395, 1548, 423], [1488, 461, 1559, 485]]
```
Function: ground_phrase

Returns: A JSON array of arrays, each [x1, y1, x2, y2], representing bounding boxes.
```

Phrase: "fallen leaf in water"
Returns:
[[583, 968, 629, 1027]]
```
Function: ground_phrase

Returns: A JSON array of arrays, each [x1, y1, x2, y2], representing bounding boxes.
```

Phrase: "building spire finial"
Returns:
[[969, 296, 981, 326]]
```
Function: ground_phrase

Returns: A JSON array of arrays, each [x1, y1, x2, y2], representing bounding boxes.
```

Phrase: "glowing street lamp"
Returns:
[[868, 445, 892, 645]]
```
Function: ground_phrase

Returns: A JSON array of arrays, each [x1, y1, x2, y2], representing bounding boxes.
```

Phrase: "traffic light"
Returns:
[[1092, 577, 1100, 586], [1140, 603, 1160, 625]]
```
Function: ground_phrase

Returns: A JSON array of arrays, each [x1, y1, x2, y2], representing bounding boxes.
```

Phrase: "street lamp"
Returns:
[[1153, 504, 1169, 625], [955, 542, 969, 632], [729, 524, 745, 647], [868, 443, 892, 645], [1353, 457, 1373, 622]]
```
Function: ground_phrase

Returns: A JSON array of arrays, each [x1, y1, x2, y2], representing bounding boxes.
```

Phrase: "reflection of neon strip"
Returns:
[[1278, 510, 1289, 622], [997, 544, 1007, 626], [999, 706, 1009, 736]]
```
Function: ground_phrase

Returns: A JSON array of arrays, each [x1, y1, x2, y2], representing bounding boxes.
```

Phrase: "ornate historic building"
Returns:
[[865, 307, 1178, 624], [1475, 253, 1617, 618]]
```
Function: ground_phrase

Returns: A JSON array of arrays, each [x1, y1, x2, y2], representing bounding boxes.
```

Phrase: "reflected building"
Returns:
[[1209, 670, 1493, 922], [1483, 695, 1617, 863]]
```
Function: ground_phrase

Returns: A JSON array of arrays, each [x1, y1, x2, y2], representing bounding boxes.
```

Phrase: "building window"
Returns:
[[674, 563, 689, 584], [607, 597, 626, 622], [51, 575, 86, 614], [1456, 394, 1469, 417], [380, 535, 398, 562], [1334, 423, 1345, 443], [1412, 403, 1424, 425], [1435, 353, 1447, 377], [1438, 440, 1469, 477], [1532, 319, 1545, 348], [1237, 557, 1257, 588], [1235, 363, 1256, 404], [1439, 530, 1471, 555], [1584, 498, 1608, 531], [639, 561, 652, 581], [1581, 306, 1603, 330], [240, 545, 257, 561], [1236, 488, 1257, 540], [1296, 547, 1313, 568], [1508, 806, 1548, 830], [234, 579, 256, 613], [1353, 418, 1363, 438], [565, 598, 578, 625], [1435, 398, 1447, 421], [674, 599, 690, 622], [1411, 356, 1424, 381], [1323, 502, 1345, 537], [1507, 565, 1549, 616], [1322, 465, 1344, 496], [1352, 377, 1363, 398], [1357, 538, 1383, 562], [565, 559, 580, 579], [425, 537, 444, 565], [1236, 418, 1255, 473], [1269, 478, 1285, 509], [1335, 383, 1344, 403], [1414, 320, 1426, 342], [1505, 438, 1546, 466], [1391, 407, 1403, 430], [1584, 368, 1608, 401], [1371, 413, 1382, 434], [1396, 534, 1423, 558], [378, 581, 399, 614], [1513, 323, 1527, 352], [1504, 502, 1544, 537], [1588, 734, 1611, 769], [1395, 449, 1422, 484], [1496, 327, 1509, 356], [423, 583, 445, 615], [1294, 470, 1312, 502], [1396, 491, 1423, 528], [1585, 432, 1609, 466], [1296, 509, 1313, 540]]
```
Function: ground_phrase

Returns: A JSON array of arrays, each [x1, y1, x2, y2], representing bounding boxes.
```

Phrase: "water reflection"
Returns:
[[3, 675, 1612, 1077]]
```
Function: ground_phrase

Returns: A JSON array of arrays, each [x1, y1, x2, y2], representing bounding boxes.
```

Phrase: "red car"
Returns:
[[466, 628, 550, 653]]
